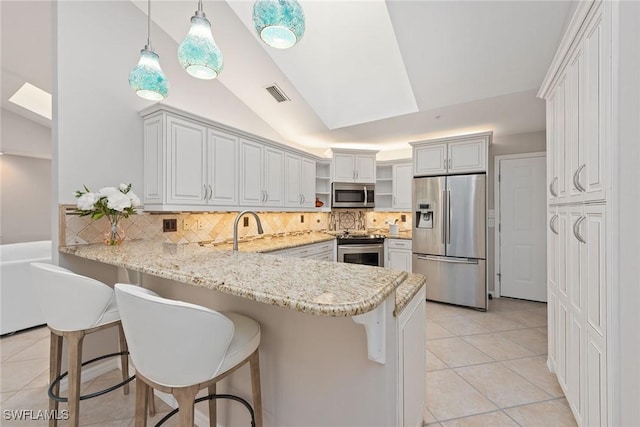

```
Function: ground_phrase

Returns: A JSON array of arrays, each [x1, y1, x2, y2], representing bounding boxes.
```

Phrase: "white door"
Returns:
[[413, 144, 447, 176], [301, 158, 316, 208], [166, 116, 207, 205], [498, 155, 547, 301], [448, 139, 486, 174], [333, 153, 355, 181]]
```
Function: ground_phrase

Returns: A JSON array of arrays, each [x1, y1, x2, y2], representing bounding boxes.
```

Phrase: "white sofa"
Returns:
[[1, 241, 51, 334]]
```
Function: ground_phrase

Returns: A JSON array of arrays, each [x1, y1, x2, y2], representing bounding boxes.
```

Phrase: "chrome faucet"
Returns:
[[233, 210, 264, 251]]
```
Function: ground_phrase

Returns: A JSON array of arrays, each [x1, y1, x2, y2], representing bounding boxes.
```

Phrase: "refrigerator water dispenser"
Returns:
[[415, 203, 433, 229]]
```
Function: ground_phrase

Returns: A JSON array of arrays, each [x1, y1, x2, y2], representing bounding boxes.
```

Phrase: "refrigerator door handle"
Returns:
[[416, 255, 479, 264], [447, 189, 452, 244], [441, 190, 447, 244]]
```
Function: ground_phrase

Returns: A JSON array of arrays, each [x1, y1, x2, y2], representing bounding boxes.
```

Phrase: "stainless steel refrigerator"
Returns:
[[412, 174, 487, 310]]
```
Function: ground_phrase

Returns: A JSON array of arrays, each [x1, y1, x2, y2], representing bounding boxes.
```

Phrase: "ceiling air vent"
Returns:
[[265, 84, 290, 103]]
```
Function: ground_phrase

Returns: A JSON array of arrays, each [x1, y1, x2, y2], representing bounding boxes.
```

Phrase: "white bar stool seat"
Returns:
[[30, 263, 156, 427], [114, 283, 263, 427]]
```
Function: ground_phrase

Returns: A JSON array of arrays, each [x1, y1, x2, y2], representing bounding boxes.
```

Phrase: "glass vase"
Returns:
[[104, 215, 126, 246]]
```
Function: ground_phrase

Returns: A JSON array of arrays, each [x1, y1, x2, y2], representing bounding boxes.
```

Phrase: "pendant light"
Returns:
[[178, 0, 223, 79], [253, 0, 305, 49], [129, 0, 169, 100]]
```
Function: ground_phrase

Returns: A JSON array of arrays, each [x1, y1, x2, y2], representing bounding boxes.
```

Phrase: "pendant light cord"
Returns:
[[147, 0, 152, 50]]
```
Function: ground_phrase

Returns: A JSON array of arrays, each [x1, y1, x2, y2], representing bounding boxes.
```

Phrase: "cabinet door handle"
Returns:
[[265, 191, 269, 203], [302, 194, 306, 204], [576, 164, 586, 192], [208, 184, 213, 200], [203, 184, 209, 201], [449, 158, 452, 169], [549, 214, 559, 235], [549, 177, 558, 197], [573, 216, 586, 243]]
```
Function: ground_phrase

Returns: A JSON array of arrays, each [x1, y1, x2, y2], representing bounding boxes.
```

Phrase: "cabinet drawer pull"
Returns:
[[576, 164, 586, 192]]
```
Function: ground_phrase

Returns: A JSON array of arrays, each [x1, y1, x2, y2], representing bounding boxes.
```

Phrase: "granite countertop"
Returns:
[[60, 240, 414, 317], [201, 231, 335, 253], [394, 273, 426, 316]]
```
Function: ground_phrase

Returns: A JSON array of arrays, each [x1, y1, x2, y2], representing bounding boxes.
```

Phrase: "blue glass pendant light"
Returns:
[[178, 0, 223, 79], [129, 0, 169, 100], [253, 0, 305, 49]]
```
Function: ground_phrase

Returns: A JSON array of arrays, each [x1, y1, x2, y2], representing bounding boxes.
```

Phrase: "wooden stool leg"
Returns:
[[117, 323, 130, 395], [66, 331, 85, 427], [208, 383, 217, 427], [174, 385, 199, 427], [134, 377, 149, 427], [249, 350, 263, 427], [148, 389, 156, 417], [48, 331, 63, 427]]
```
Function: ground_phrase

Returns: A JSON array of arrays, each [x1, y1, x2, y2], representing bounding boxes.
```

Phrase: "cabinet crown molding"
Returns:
[[330, 148, 379, 155], [409, 131, 493, 147]]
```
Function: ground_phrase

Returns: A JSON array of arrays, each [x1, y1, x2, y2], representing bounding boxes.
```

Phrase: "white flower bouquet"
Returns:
[[75, 184, 141, 245]]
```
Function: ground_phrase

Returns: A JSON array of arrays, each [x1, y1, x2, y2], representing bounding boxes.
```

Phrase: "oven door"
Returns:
[[337, 244, 384, 267]]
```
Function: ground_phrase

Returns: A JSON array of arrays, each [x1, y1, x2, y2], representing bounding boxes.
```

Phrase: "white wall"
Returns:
[[488, 131, 546, 292], [0, 154, 52, 244], [0, 108, 52, 244]]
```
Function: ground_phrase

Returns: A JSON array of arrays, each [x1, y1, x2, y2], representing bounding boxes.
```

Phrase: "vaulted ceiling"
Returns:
[[2, 0, 575, 156]]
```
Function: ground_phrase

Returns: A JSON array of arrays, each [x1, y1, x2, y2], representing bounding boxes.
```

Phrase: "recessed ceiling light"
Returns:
[[8, 83, 52, 120]]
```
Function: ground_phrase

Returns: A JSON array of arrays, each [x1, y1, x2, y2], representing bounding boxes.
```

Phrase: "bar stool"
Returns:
[[29, 263, 155, 427], [114, 283, 263, 427]]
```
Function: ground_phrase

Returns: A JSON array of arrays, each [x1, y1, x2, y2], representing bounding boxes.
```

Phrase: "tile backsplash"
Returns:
[[61, 206, 412, 246], [61, 206, 329, 246]]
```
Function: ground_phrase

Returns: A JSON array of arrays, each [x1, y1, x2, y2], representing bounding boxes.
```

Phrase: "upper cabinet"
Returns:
[[284, 153, 316, 208], [411, 133, 490, 176], [142, 107, 318, 212], [331, 149, 378, 183], [541, 2, 608, 205], [376, 160, 412, 211]]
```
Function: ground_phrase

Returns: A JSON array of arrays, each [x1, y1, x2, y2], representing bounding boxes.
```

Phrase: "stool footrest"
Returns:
[[48, 350, 135, 402], [155, 393, 256, 427]]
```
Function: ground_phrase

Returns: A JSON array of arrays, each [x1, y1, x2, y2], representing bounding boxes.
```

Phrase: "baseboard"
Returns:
[[58, 358, 119, 393]]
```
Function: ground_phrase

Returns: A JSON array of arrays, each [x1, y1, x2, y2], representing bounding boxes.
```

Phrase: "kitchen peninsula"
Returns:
[[60, 239, 426, 427]]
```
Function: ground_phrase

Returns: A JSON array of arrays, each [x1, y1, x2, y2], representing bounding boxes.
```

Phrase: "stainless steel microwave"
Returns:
[[331, 183, 375, 209]]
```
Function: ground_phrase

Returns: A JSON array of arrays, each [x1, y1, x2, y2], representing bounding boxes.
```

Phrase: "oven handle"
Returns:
[[364, 186, 368, 206], [338, 244, 384, 251]]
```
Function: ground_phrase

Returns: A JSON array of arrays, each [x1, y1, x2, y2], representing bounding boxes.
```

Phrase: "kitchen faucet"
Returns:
[[233, 210, 264, 251]]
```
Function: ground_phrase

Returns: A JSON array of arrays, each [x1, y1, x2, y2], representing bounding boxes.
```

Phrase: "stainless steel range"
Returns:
[[336, 233, 385, 267]]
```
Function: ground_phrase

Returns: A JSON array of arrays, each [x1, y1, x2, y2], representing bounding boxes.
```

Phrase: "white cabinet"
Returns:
[[142, 107, 322, 212], [549, 5, 608, 205], [540, 1, 611, 424], [264, 147, 285, 206], [271, 240, 335, 262], [207, 130, 238, 206], [239, 139, 265, 206], [375, 161, 412, 211], [411, 133, 490, 177], [142, 112, 242, 210], [331, 150, 378, 183], [386, 239, 412, 272], [165, 115, 208, 205], [397, 284, 426, 427], [285, 154, 316, 208], [392, 164, 412, 209]]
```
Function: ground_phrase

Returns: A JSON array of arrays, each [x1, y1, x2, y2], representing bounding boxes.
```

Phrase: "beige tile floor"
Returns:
[[0, 297, 577, 426], [424, 297, 576, 427]]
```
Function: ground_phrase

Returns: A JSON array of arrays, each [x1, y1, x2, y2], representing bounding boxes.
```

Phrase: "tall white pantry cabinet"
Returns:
[[538, 1, 611, 425]]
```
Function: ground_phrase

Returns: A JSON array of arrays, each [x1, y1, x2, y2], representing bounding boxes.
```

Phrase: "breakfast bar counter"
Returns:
[[60, 240, 426, 427], [59, 240, 409, 317]]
